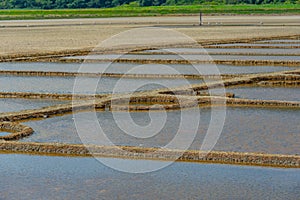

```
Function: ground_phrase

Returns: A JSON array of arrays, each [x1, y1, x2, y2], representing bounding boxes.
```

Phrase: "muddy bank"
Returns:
[[0, 94, 298, 123], [0, 92, 108, 100], [0, 122, 33, 140], [0, 70, 237, 79], [55, 58, 300, 67], [0, 141, 298, 168]]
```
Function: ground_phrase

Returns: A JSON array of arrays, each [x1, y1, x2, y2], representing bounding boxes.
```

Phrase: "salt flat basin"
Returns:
[[66, 54, 300, 61], [145, 48, 300, 54], [0, 98, 68, 113], [0, 154, 299, 199], [0, 62, 296, 75], [211, 43, 300, 47], [0, 62, 86, 72], [22, 107, 300, 155], [0, 76, 201, 94], [226, 87, 300, 102]]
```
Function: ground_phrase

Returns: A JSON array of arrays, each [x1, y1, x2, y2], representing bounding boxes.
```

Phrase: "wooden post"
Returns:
[[199, 11, 202, 26]]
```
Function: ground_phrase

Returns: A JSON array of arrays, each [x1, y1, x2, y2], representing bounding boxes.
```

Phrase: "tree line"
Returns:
[[0, 0, 298, 9]]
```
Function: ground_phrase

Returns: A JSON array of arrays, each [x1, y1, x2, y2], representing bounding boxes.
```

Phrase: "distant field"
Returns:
[[0, 4, 300, 20]]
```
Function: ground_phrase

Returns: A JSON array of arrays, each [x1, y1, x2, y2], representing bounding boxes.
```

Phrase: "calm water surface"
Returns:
[[227, 87, 300, 102], [0, 98, 68, 113], [22, 107, 300, 155], [0, 154, 299, 200], [0, 62, 295, 75], [0, 76, 201, 94], [212, 43, 300, 47], [0, 132, 10, 136]]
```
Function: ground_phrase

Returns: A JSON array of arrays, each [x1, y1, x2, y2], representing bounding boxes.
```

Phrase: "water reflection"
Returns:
[[0, 98, 68, 113], [0, 76, 201, 94], [212, 43, 300, 47], [0, 154, 299, 200], [23, 107, 300, 155], [0, 62, 295, 75], [226, 86, 300, 102]]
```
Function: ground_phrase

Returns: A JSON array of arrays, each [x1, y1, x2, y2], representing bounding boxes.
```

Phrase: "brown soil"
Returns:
[[0, 15, 299, 56]]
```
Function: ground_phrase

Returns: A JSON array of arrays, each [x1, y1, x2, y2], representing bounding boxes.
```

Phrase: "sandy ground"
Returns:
[[0, 15, 299, 56]]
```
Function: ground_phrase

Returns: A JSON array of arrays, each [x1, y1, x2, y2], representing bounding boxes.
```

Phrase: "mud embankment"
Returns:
[[0, 122, 33, 140], [0, 70, 237, 79], [0, 141, 299, 168]]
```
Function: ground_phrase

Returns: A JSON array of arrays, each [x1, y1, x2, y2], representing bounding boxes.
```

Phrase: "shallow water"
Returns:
[[67, 54, 300, 61], [23, 107, 300, 155], [0, 132, 10, 136], [226, 86, 300, 102], [0, 62, 296, 75], [0, 98, 68, 113], [0, 62, 131, 73], [146, 48, 300, 55], [0, 76, 201, 94], [212, 43, 300, 47], [0, 154, 299, 200]]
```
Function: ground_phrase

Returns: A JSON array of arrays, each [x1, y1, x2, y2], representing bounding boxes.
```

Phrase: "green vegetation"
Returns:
[[0, 4, 299, 20], [1, 0, 300, 9]]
